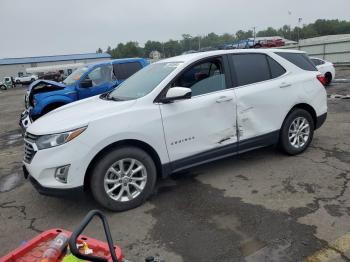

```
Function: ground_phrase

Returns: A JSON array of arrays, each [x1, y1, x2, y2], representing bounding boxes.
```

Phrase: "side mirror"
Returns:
[[80, 79, 93, 88], [160, 87, 192, 103]]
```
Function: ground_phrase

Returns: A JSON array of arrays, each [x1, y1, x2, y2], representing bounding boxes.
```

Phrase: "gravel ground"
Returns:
[[0, 68, 349, 261]]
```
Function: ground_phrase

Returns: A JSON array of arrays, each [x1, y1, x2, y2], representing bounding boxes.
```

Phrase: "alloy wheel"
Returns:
[[103, 158, 147, 202], [288, 117, 310, 149]]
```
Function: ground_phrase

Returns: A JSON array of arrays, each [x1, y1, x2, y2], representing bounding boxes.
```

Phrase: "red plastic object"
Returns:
[[0, 228, 123, 262]]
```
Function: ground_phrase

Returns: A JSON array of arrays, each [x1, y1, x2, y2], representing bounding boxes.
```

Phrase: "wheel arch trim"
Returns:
[[83, 139, 166, 191]]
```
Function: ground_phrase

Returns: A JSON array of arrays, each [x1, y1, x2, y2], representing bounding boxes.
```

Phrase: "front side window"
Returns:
[[172, 58, 226, 96], [231, 54, 271, 86], [113, 62, 142, 80], [84, 64, 114, 87], [108, 62, 181, 100], [63, 66, 89, 85]]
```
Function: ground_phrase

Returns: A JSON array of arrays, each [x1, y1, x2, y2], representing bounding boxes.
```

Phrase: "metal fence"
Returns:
[[279, 38, 350, 65]]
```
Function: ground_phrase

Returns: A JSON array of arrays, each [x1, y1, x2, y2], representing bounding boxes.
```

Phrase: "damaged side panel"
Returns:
[[160, 91, 238, 163]]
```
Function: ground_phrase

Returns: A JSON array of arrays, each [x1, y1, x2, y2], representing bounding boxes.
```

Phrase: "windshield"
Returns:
[[108, 62, 181, 100], [63, 66, 89, 85]]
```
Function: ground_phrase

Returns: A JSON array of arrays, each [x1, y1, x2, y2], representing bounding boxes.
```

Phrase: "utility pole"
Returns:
[[252, 27, 256, 44], [288, 11, 292, 40], [198, 36, 201, 51], [297, 17, 302, 43]]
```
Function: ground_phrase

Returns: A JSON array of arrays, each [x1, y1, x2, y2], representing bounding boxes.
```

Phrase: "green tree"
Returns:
[[96, 48, 103, 53], [164, 39, 182, 57], [144, 41, 163, 58], [235, 30, 253, 40]]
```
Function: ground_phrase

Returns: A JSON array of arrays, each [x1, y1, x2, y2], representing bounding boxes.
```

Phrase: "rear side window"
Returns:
[[113, 62, 142, 80], [311, 58, 325, 66], [275, 52, 317, 71], [231, 54, 271, 86], [267, 56, 286, 78]]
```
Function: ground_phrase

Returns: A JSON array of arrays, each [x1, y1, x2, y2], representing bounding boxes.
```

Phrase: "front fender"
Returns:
[[31, 95, 75, 116]]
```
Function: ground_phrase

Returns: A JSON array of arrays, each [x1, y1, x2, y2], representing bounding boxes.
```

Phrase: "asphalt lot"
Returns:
[[0, 69, 350, 262]]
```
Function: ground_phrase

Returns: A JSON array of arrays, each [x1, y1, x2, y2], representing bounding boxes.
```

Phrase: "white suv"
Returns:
[[15, 74, 38, 84], [23, 49, 327, 211]]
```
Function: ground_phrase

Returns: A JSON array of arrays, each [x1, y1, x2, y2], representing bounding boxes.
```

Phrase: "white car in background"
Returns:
[[310, 57, 335, 85], [15, 74, 38, 84], [23, 49, 327, 211]]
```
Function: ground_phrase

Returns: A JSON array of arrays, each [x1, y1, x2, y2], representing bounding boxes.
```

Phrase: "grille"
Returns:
[[24, 132, 38, 163], [24, 142, 36, 163]]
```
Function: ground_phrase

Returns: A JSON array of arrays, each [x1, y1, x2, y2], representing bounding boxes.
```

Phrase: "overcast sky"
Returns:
[[0, 0, 349, 58]]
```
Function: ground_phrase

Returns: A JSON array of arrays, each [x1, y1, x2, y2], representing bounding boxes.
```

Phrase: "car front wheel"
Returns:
[[279, 109, 314, 155], [90, 146, 157, 211]]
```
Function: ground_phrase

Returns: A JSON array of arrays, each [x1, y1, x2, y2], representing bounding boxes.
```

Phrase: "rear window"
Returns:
[[275, 52, 317, 71], [113, 62, 142, 80]]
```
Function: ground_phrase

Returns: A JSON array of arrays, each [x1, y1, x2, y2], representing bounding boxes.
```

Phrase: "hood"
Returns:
[[27, 95, 137, 135], [28, 79, 67, 92]]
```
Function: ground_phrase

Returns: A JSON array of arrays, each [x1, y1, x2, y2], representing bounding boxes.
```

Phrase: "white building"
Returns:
[[0, 53, 111, 80]]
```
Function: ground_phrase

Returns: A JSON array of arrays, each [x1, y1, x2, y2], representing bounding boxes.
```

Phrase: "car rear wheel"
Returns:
[[90, 146, 157, 211], [279, 109, 314, 155], [0, 85, 6, 90]]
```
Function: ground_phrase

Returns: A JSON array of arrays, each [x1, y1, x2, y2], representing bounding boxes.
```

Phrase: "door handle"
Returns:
[[279, 82, 292, 88], [216, 96, 233, 103]]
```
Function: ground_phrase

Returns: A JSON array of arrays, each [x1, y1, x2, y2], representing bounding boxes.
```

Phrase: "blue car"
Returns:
[[20, 58, 149, 130]]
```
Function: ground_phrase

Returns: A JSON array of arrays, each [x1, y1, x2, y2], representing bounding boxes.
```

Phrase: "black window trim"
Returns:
[[154, 55, 232, 103], [227, 52, 288, 89]]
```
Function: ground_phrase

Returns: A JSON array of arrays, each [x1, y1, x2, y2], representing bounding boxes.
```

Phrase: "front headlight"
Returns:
[[36, 127, 87, 150]]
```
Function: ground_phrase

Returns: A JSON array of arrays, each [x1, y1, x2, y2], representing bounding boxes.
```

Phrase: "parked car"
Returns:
[[0, 77, 14, 90], [224, 39, 255, 49], [15, 74, 38, 84], [310, 57, 335, 85], [253, 38, 285, 48], [23, 49, 327, 211], [19, 58, 149, 130]]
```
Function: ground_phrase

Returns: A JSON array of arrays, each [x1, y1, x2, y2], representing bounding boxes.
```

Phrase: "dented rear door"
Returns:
[[229, 53, 291, 144]]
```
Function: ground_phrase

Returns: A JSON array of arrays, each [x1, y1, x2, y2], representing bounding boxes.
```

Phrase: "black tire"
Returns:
[[0, 85, 6, 90], [31, 78, 35, 82], [16, 80, 20, 84], [325, 72, 332, 85], [90, 146, 157, 211], [279, 109, 314, 155]]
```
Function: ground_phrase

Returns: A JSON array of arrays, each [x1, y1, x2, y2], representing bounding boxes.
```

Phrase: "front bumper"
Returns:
[[24, 165, 84, 198], [23, 135, 92, 191]]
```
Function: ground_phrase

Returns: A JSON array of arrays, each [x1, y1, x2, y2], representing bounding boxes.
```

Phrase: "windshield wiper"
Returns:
[[108, 96, 124, 101]]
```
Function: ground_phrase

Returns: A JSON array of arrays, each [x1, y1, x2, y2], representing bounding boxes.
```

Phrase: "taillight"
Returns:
[[317, 74, 327, 86]]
